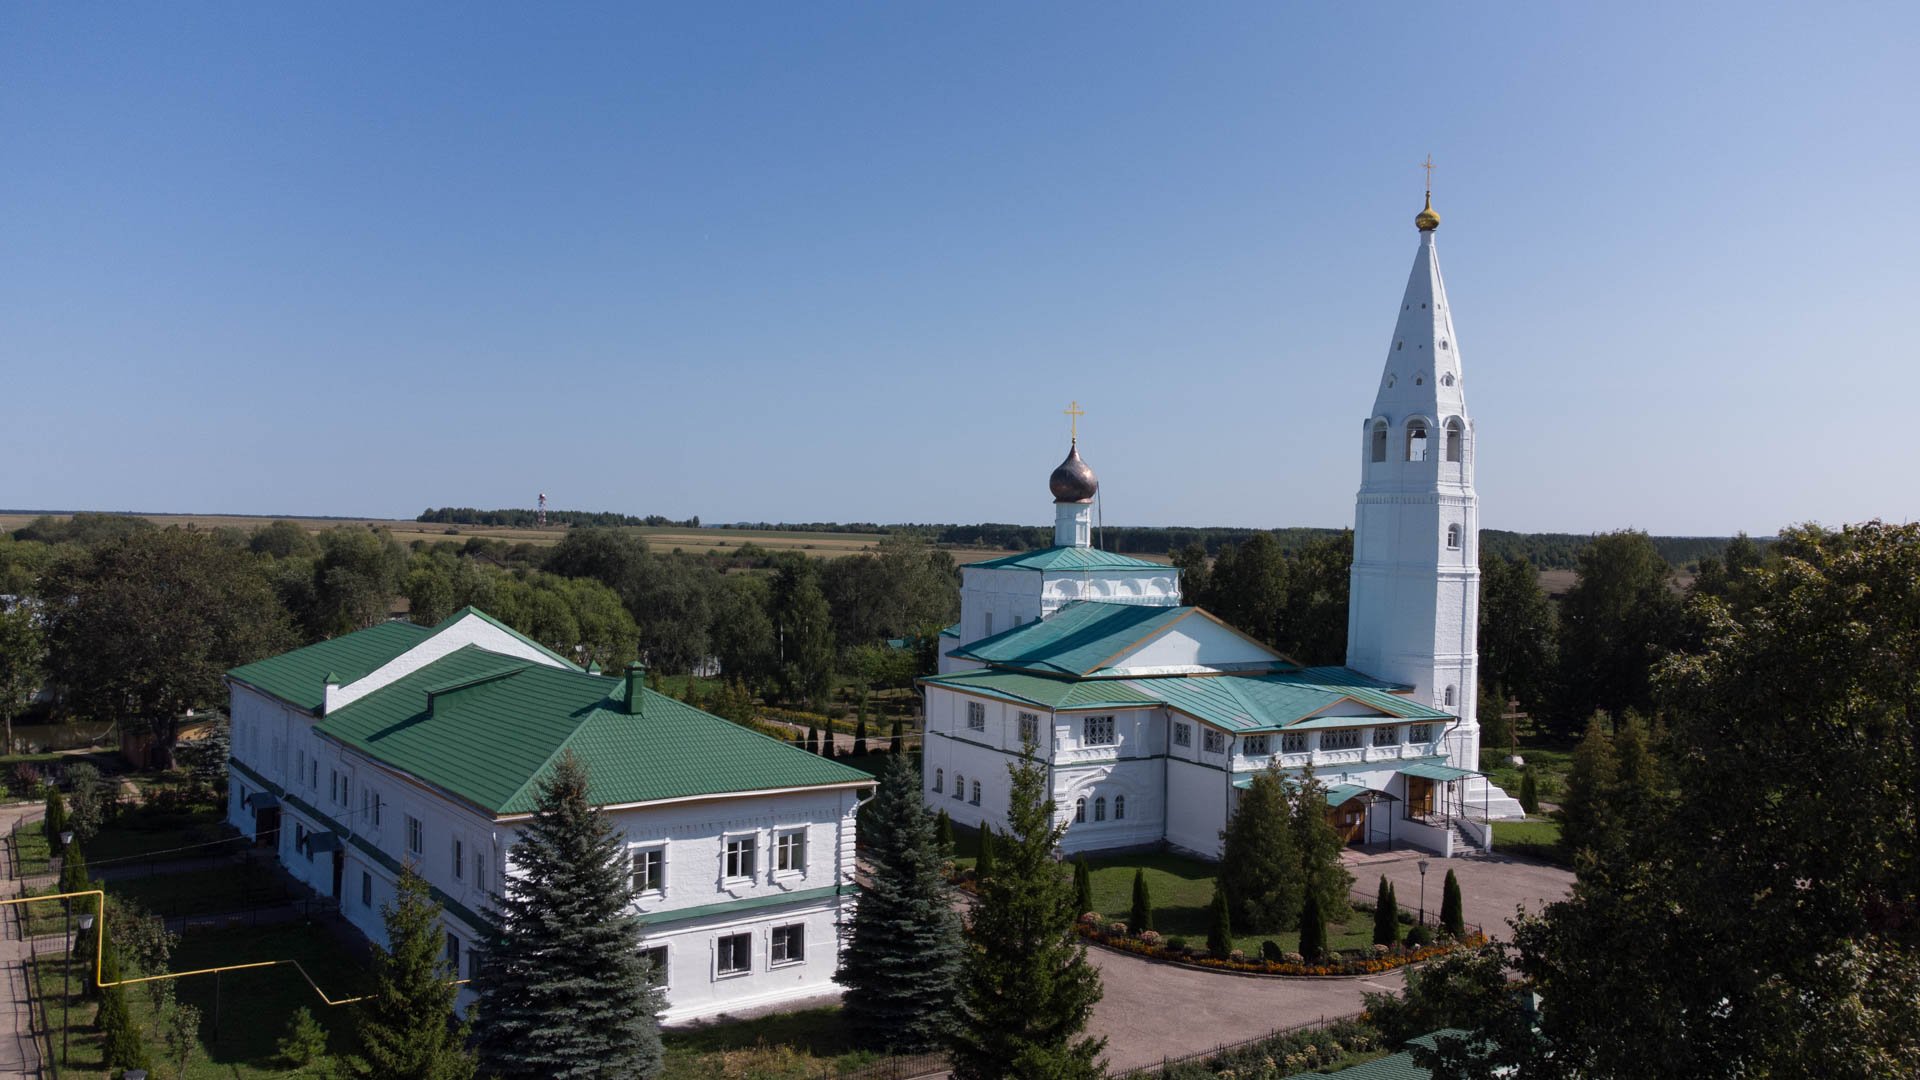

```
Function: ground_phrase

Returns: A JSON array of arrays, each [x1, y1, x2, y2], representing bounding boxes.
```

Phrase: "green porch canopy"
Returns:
[[1398, 761, 1481, 782]]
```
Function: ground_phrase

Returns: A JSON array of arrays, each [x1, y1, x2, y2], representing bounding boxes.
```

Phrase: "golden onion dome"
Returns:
[[1415, 192, 1441, 231], [1049, 441, 1099, 503]]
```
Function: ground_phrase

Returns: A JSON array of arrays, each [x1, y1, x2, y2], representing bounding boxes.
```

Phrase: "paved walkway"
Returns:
[[1341, 848, 1574, 939], [0, 804, 45, 1079]]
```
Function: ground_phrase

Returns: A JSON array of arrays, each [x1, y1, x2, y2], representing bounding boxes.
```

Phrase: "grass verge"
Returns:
[[1492, 817, 1570, 866], [664, 1005, 889, 1080]]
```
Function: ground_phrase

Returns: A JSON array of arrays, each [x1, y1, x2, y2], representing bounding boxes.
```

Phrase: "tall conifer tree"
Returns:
[[1299, 891, 1328, 963], [838, 753, 963, 1051], [1373, 876, 1400, 946], [356, 866, 476, 1080], [1440, 869, 1464, 938], [950, 751, 1104, 1079], [1073, 858, 1094, 918], [1217, 769, 1301, 932], [974, 823, 996, 880], [472, 752, 663, 1079], [1129, 868, 1154, 933], [1289, 768, 1353, 923]]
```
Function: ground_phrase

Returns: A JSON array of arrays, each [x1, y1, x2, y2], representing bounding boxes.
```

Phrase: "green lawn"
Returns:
[[1492, 817, 1569, 865], [85, 803, 240, 867], [1482, 744, 1575, 806], [663, 1004, 891, 1080], [13, 826, 51, 876], [107, 861, 293, 919], [1080, 851, 1373, 957]]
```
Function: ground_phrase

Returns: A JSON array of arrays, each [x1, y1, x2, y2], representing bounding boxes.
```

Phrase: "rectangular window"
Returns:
[[452, 838, 465, 881], [776, 830, 807, 874], [1243, 735, 1271, 755], [643, 945, 669, 987], [632, 847, 664, 893], [1172, 721, 1191, 748], [467, 948, 483, 982], [296, 748, 305, 784], [1408, 724, 1433, 743], [1373, 726, 1400, 747], [1018, 711, 1039, 746], [1322, 729, 1363, 751], [717, 932, 751, 975], [984, 612, 994, 637], [310, 759, 318, 789], [1083, 716, 1116, 746], [771, 923, 805, 966], [361, 871, 372, 907], [1281, 732, 1308, 754], [329, 769, 338, 804], [1202, 729, 1226, 754], [966, 701, 986, 732], [340, 776, 349, 808], [407, 816, 423, 856], [475, 851, 488, 892], [725, 836, 757, 880], [445, 933, 461, 970]]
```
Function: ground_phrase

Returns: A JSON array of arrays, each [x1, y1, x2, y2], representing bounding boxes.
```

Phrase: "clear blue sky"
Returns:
[[3, 3, 1913, 535]]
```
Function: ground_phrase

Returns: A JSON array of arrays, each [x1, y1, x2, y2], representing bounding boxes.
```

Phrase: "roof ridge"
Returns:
[[430, 606, 585, 672]]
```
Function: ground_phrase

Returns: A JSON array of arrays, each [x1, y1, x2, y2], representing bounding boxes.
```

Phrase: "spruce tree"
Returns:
[[1299, 891, 1327, 963], [1289, 768, 1353, 923], [823, 734, 837, 759], [1556, 712, 1618, 857], [58, 839, 89, 897], [1073, 858, 1094, 917], [356, 866, 476, 1080], [950, 751, 1104, 1079], [837, 753, 963, 1052], [1373, 876, 1399, 946], [96, 943, 151, 1072], [806, 724, 820, 755], [1129, 868, 1154, 933], [1206, 886, 1233, 958], [43, 789, 65, 844], [1519, 768, 1540, 815], [889, 716, 904, 755], [974, 824, 996, 880], [1440, 869, 1464, 938], [854, 714, 869, 756], [473, 752, 663, 1080], [1217, 769, 1301, 932], [935, 809, 954, 856]]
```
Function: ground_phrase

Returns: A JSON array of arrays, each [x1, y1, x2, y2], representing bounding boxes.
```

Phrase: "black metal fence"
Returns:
[[1112, 1010, 1367, 1077], [7, 825, 62, 1078]]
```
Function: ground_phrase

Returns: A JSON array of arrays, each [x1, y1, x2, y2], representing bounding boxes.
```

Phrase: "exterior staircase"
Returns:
[[1462, 775, 1527, 821]]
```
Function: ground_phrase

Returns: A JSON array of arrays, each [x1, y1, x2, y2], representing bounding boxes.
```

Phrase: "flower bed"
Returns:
[[1073, 911, 1485, 978]]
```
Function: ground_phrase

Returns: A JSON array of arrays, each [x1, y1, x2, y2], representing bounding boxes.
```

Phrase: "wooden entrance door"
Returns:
[[1329, 802, 1366, 845], [254, 806, 280, 847], [1406, 777, 1435, 820]]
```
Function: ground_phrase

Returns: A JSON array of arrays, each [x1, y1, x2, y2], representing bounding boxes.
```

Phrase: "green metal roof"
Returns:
[[947, 601, 1207, 677], [1133, 669, 1447, 734], [965, 546, 1176, 573], [1294, 1030, 1474, 1079], [431, 605, 585, 671], [227, 620, 431, 712], [312, 644, 871, 815], [1398, 760, 1481, 782], [919, 668, 1161, 712]]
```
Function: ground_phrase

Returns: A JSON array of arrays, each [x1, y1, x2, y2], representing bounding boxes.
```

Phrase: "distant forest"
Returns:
[[417, 508, 1766, 571]]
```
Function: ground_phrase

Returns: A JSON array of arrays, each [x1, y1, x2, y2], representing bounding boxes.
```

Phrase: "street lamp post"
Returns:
[[1417, 858, 1431, 927]]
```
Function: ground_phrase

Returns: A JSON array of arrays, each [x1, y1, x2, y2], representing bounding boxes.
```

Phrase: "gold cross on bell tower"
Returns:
[[1421, 153, 1436, 194], [1063, 400, 1085, 443]]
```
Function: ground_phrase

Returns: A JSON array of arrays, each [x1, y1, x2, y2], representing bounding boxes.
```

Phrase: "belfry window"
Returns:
[[1445, 418, 1464, 462], [1370, 421, 1388, 462], [1447, 524, 1461, 550], [1406, 419, 1429, 462], [1444, 686, 1457, 707]]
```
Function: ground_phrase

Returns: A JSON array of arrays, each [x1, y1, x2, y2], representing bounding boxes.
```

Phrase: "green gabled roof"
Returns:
[[965, 546, 1176, 573], [1129, 669, 1450, 734], [314, 646, 870, 815], [227, 620, 432, 712], [1398, 760, 1481, 782], [948, 601, 1199, 676], [919, 669, 1161, 712], [432, 605, 584, 671]]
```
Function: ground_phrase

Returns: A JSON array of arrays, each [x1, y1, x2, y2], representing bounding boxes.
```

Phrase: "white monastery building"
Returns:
[[224, 607, 872, 1022], [921, 194, 1524, 859]]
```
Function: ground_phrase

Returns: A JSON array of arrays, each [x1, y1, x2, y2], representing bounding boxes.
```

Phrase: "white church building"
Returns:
[[224, 607, 873, 1022], [921, 194, 1523, 859]]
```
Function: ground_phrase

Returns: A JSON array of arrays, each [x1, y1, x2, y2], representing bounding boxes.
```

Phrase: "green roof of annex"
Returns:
[[964, 545, 1176, 573]]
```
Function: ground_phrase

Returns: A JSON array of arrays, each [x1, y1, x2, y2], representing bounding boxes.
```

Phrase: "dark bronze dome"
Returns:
[[1049, 441, 1099, 503]]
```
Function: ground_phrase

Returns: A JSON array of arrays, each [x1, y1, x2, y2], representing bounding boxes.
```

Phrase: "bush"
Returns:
[[1373, 877, 1400, 946], [1207, 886, 1233, 958], [1406, 923, 1432, 948], [1299, 891, 1328, 963], [1441, 869, 1464, 938], [277, 1006, 328, 1069], [1129, 867, 1155, 933], [1261, 940, 1285, 962], [1520, 768, 1540, 814], [1165, 935, 1188, 952]]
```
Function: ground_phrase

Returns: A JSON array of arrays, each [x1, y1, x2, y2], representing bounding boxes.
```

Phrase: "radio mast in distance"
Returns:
[[537, 492, 547, 528]]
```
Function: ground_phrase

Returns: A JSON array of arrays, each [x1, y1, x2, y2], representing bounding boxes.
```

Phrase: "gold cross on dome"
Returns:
[[1063, 400, 1085, 442], [1421, 154, 1436, 193]]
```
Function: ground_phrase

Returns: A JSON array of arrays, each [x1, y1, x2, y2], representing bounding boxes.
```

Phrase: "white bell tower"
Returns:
[[1346, 190, 1482, 774]]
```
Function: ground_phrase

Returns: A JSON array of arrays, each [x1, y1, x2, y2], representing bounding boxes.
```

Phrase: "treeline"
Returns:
[[418, 507, 701, 529]]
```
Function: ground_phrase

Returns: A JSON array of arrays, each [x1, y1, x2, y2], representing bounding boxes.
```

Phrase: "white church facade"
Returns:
[[921, 195, 1523, 859], [224, 607, 873, 1023]]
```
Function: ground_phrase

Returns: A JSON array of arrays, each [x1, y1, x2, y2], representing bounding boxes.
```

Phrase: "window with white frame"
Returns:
[[467, 946, 483, 982], [1202, 729, 1226, 754], [1281, 731, 1307, 754], [1322, 729, 1363, 751], [966, 701, 986, 732], [725, 835, 757, 880], [452, 838, 465, 881], [631, 847, 664, 894], [1173, 721, 1191, 748], [406, 816, 423, 856], [953, 774, 964, 800], [1444, 685, 1456, 707], [310, 758, 318, 789], [340, 775, 349, 808], [933, 768, 943, 793], [1075, 797, 1086, 823], [1243, 735, 1271, 755], [475, 850, 488, 892], [361, 871, 372, 907], [642, 945, 669, 987], [771, 923, 805, 966], [1083, 716, 1116, 746], [1373, 726, 1400, 747], [329, 769, 339, 804], [1115, 795, 1126, 820], [1094, 796, 1106, 822], [1446, 524, 1461, 550], [1408, 723, 1433, 743], [717, 932, 751, 976], [445, 933, 461, 970], [296, 748, 306, 784], [1018, 712, 1039, 746], [970, 781, 981, 806], [776, 829, 807, 874]]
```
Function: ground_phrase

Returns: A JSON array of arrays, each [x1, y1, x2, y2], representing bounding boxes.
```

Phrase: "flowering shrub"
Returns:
[[1108, 921, 1129, 936], [1079, 912, 1103, 927], [1139, 930, 1164, 947], [1072, 920, 1489, 978]]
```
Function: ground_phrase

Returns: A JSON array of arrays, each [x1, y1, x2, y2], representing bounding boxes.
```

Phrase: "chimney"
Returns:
[[625, 662, 646, 716]]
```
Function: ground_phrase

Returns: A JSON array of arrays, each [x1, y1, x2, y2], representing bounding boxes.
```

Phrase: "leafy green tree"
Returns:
[[974, 823, 996, 880], [1364, 944, 1516, 1046], [708, 574, 778, 692], [1168, 543, 1211, 605], [312, 526, 412, 635], [1206, 886, 1233, 958], [1277, 531, 1353, 666], [165, 1001, 204, 1077], [1073, 858, 1094, 917], [1289, 768, 1353, 923], [278, 1006, 329, 1070], [356, 866, 475, 1080], [769, 554, 835, 706], [39, 529, 295, 766], [1200, 534, 1289, 646], [1478, 553, 1557, 717], [1554, 713, 1618, 858], [58, 838, 90, 897], [1479, 683, 1514, 756], [0, 603, 43, 755], [110, 896, 177, 1012], [949, 750, 1104, 1080], [838, 753, 963, 1052], [1440, 869, 1463, 938], [473, 752, 662, 1079], [249, 519, 321, 559], [1217, 769, 1301, 932], [1373, 877, 1399, 946], [64, 762, 106, 841], [1553, 531, 1683, 729], [1298, 891, 1327, 962], [1129, 868, 1154, 933]]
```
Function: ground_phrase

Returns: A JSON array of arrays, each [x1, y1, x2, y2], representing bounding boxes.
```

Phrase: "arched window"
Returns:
[[1445, 417, 1464, 462], [933, 768, 944, 793], [1444, 686, 1456, 707], [1446, 524, 1461, 550], [1406, 419, 1429, 462], [1075, 797, 1087, 823], [953, 774, 964, 800], [1094, 796, 1107, 822], [1115, 795, 1126, 820], [1370, 420, 1388, 463], [970, 781, 981, 806]]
